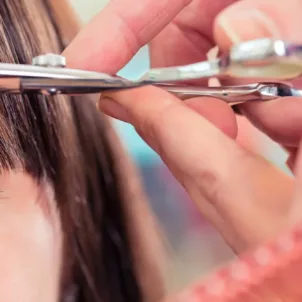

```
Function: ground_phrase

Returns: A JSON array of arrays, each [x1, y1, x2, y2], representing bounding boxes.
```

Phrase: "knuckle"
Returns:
[[194, 169, 226, 207], [110, 7, 142, 56], [139, 101, 180, 143]]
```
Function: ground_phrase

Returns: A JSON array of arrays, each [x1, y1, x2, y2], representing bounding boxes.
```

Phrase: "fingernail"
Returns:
[[98, 97, 130, 122], [217, 9, 281, 44]]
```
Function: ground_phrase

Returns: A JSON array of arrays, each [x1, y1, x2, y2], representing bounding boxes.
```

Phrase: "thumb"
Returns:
[[214, 0, 302, 51]]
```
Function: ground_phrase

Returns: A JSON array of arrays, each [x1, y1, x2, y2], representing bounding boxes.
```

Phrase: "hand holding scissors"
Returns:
[[62, 0, 302, 300], [61, 0, 302, 251]]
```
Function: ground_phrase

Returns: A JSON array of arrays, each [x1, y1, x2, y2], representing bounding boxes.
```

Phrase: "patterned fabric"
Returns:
[[164, 224, 302, 301]]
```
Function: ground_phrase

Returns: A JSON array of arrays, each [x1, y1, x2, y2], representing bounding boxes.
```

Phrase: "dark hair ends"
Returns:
[[0, 1, 143, 301]]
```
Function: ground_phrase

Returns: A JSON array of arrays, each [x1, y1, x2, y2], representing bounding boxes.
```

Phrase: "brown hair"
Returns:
[[0, 0, 157, 301]]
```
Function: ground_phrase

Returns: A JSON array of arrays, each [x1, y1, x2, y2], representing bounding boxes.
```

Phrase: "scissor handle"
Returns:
[[156, 82, 300, 104], [157, 83, 272, 103], [142, 39, 302, 83]]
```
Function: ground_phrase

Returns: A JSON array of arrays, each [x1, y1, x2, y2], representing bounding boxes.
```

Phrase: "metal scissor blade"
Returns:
[[0, 62, 140, 95], [20, 77, 140, 95], [0, 38, 302, 97], [0, 62, 117, 80]]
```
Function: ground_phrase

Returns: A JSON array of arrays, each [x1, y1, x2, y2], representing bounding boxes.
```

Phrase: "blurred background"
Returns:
[[69, 0, 290, 294]]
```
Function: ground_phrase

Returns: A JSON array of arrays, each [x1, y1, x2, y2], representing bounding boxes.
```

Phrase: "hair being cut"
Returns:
[[0, 1, 144, 301]]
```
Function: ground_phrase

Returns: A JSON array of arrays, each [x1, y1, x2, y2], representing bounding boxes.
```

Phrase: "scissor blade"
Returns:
[[0, 63, 116, 80], [0, 63, 140, 94], [20, 77, 141, 95]]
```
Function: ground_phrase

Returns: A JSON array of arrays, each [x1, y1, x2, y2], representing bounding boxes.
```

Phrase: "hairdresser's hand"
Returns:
[[64, 0, 302, 253]]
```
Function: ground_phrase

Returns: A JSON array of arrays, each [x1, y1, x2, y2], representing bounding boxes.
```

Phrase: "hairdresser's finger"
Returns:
[[99, 87, 293, 249], [213, 0, 302, 146], [149, 0, 237, 69], [183, 98, 237, 138], [63, 0, 192, 72], [101, 95, 237, 137], [239, 98, 302, 147], [99, 87, 238, 155]]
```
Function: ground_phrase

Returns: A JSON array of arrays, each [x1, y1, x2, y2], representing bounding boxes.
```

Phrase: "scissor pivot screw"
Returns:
[[32, 54, 66, 68]]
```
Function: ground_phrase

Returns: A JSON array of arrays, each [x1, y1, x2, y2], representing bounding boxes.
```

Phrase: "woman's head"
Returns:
[[0, 1, 164, 301]]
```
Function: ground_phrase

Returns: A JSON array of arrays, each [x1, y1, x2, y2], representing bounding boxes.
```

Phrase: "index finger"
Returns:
[[99, 86, 293, 250], [63, 0, 192, 72]]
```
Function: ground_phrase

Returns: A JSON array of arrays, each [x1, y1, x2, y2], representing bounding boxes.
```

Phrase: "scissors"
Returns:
[[0, 38, 302, 105]]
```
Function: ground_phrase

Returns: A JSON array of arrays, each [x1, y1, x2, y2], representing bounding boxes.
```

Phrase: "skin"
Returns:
[[2, 1, 301, 301], [0, 1, 167, 301], [52, 1, 168, 300], [0, 171, 62, 302], [64, 0, 302, 252], [55, 0, 168, 299]]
